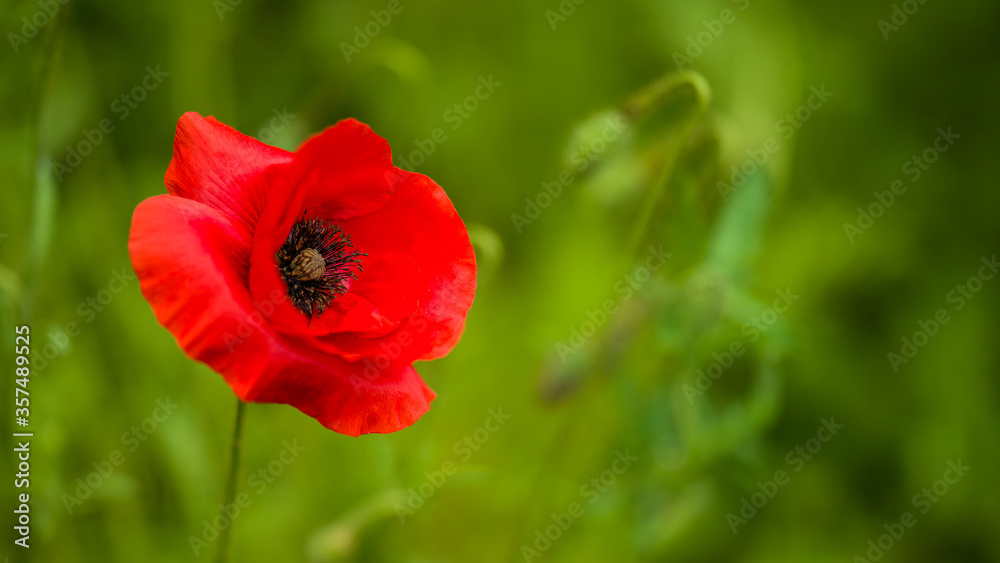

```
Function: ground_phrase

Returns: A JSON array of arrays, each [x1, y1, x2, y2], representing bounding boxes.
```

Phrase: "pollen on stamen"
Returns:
[[275, 216, 366, 318]]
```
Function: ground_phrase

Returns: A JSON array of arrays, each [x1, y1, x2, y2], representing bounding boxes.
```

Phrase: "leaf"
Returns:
[[704, 170, 771, 283]]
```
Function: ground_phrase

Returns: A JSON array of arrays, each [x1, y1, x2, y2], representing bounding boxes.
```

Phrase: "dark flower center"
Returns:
[[276, 216, 365, 318]]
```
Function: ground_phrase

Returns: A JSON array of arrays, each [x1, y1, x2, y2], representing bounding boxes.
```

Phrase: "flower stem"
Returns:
[[215, 398, 246, 563], [24, 2, 70, 322], [623, 71, 711, 262]]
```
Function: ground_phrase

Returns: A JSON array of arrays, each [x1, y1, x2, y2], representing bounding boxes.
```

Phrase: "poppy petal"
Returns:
[[165, 112, 293, 236], [294, 118, 396, 220], [246, 120, 403, 337], [249, 348, 435, 436], [129, 195, 433, 435], [310, 168, 477, 363], [129, 194, 261, 396], [251, 118, 396, 272]]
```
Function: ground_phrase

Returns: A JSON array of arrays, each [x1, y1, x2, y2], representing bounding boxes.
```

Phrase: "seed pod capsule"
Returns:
[[290, 248, 326, 282]]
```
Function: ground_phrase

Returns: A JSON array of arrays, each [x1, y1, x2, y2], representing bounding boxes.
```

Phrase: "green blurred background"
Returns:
[[2, 0, 999, 561]]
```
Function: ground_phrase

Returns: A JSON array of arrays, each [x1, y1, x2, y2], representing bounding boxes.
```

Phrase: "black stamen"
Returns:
[[275, 216, 365, 318]]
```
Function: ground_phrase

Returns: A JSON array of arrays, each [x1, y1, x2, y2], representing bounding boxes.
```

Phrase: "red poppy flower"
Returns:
[[129, 112, 476, 436]]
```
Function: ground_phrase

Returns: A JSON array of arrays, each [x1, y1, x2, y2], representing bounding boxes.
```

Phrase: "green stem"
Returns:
[[24, 2, 70, 322], [215, 398, 246, 563], [510, 72, 713, 560], [623, 71, 711, 262]]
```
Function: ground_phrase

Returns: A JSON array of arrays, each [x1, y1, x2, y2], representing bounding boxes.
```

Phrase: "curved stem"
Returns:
[[512, 72, 712, 560], [623, 71, 711, 262], [215, 398, 246, 563]]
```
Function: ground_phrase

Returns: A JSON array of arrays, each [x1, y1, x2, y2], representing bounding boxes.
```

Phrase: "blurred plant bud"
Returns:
[[560, 108, 633, 178], [307, 489, 407, 563], [466, 223, 504, 283]]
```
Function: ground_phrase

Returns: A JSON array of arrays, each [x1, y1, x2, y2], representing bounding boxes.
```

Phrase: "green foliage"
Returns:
[[1, 0, 998, 561]]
